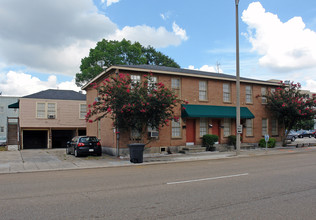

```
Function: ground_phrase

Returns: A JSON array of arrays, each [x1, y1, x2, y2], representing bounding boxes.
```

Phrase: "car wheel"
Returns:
[[309, 135, 312, 138], [66, 147, 70, 155], [74, 148, 79, 157], [291, 137, 295, 142]]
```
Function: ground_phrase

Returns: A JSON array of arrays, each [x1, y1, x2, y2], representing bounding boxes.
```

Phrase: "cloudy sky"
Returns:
[[0, 0, 316, 96]]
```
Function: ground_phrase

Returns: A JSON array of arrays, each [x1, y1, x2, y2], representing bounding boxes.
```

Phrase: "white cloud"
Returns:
[[187, 65, 223, 73], [160, 11, 171, 21], [0, 0, 188, 77], [106, 0, 120, 7], [0, 71, 81, 96], [242, 2, 316, 72], [0, 0, 117, 76], [58, 78, 83, 92], [172, 22, 189, 41], [160, 14, 167, 21], [304, 79, 316, 93], [108, 22, 188, 48]]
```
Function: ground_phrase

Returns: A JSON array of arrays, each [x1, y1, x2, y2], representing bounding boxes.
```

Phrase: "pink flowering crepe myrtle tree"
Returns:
[[86, 72, 188, 143], [263, 81, 316, 145]]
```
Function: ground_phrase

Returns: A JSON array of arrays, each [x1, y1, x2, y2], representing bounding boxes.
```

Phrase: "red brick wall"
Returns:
[[85, 69, 282, 151]]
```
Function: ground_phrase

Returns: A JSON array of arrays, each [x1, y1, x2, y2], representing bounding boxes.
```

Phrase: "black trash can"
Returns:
[[128, 143, 145, 163]]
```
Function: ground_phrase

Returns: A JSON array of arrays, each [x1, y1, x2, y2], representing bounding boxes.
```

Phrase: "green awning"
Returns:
[[8, 101, 19, 108], [182, 104, 255, 119]]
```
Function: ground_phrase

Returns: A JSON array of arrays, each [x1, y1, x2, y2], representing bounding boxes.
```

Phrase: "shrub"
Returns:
[[227, 135, 242, 146], [202, 134, 219, 151], [227, 135, 236, 146], [258, 138, 276, 148], [202, 134, 218, 147]]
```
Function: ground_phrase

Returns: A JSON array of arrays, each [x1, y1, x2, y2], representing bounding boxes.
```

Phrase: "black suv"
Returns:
[[66, 136, 102, 157]]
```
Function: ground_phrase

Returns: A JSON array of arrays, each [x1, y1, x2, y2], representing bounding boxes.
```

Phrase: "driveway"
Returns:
[[0, 149, 132, 174]]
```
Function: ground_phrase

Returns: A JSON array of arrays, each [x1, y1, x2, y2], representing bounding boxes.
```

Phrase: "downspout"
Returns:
[[115, 68, 120, 157]]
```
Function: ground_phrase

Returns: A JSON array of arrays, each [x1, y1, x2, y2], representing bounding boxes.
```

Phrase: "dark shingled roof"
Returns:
[[115, 64, 270, 84], [22, 89, 86, 101], [82, 64, 281, 90]]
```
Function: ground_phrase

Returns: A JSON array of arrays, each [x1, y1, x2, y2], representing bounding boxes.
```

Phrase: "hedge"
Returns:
[[258, 138, 276, 148], [202, 134, 219, 147]]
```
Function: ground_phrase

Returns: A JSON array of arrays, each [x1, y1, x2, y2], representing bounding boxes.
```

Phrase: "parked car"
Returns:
[[0, 137, 7, 146], [312, 130, 316, 138], [66, 136, 102, 157], [285, 131, 298, 142], [297, 130, 314, 138]]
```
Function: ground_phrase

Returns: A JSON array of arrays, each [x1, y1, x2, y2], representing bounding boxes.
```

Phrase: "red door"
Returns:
[[186, 119, 196, 143], [212, 119, 221, 143]]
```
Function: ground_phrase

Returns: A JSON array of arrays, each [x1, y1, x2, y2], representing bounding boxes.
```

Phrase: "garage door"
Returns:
[[23, 130, 47, 149], [52, 130, 75, 148]]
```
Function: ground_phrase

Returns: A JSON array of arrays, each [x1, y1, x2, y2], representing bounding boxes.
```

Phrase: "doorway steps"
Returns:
[[180, 145, 206, 154]]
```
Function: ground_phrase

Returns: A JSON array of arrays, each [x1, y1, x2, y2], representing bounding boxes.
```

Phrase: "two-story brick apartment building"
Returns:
[[83, 65, 281, 155], [18, 89, 87, 149]]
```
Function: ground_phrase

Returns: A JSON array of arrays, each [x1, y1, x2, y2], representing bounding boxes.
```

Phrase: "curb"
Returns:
[[1, 146, 315, 175]]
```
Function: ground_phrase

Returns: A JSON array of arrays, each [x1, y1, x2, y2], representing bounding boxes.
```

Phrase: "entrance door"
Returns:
[[186, 119, 196, 144], [212, 119, 221, 143]]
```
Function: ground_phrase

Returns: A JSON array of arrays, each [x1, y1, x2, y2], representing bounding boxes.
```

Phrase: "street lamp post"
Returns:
[[235, 0, 241, 155]]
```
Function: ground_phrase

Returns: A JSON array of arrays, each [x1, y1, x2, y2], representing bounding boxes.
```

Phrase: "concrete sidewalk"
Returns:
[[1, 145, 316, 174]]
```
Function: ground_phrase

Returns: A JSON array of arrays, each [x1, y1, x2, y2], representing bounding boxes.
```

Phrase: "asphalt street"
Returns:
[[0, 147, 316, 219]]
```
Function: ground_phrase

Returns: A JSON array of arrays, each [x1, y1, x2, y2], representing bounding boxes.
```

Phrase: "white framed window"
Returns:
[[171, 78, 181, 97], [79, 104, 87, 119], [36, 102, 56, 118], [262, 118, 268, 136], [0, 126, 4, 133], [36, 103, 46, 118], [47, 103, 56, 116], [270, 88, 275, 94], [223, 83, 231, 102], [271, 118, 278, 136], [199, 81, 207, 100], [246, 119, 253, 136], [172, 119, 181, 138], [0, 106, 4, 113], [130, 129, 141, 140], [245, 85, 253, 104], [223, 118, 231, 137], [131, 75, 141, 89], [200, 118, 208, 137], [261, 87, 267, 104], [148, 76, 157, 92]]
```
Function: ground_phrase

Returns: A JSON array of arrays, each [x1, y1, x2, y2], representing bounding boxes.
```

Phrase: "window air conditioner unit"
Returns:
[[150, 131, 159, 138], [47, 114, 55, 119]]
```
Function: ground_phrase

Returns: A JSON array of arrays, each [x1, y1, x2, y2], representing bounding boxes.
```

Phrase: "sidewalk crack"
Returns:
[[19, 151, 25, 163]]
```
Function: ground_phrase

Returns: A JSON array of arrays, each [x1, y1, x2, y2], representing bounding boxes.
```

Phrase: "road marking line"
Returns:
[[166, 173, 249, 185]]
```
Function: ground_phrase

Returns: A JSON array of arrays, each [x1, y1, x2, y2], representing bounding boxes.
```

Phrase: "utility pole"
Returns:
[[235, 0, 241, 156]]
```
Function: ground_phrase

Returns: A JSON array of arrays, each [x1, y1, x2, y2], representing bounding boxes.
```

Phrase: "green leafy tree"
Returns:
[[293, 119, 315, 130], [264, 81, 316, 145], [85, 73, 187, 143], [75, 39, 180, 87]]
